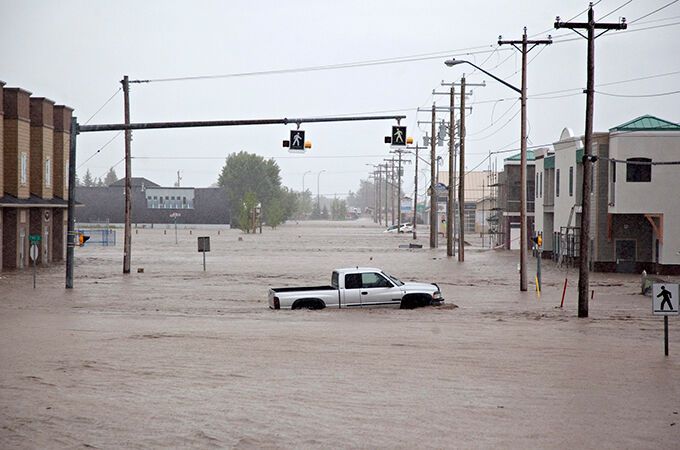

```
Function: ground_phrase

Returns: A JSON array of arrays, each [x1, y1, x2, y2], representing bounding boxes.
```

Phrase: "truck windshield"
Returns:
[[383, 272, 404, 286]]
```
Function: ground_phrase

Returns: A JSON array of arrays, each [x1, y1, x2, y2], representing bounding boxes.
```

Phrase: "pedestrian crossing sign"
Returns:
[[653, 283, 679, 316]]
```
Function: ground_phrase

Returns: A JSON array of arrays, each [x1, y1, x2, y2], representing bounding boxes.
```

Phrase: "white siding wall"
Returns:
[[609, 132, 680, 265]]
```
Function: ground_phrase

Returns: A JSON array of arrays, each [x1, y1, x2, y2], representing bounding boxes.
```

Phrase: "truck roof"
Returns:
[[334, 267, 383, 275]]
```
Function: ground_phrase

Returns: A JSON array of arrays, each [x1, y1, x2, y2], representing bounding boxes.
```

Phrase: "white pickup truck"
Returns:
[[268, 267, 444, 310]]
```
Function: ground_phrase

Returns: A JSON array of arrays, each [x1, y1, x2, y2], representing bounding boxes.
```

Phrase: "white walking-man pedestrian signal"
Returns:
[[653, 283, 679, 316], [392, 126, 407, 147], [290, 130, 305, 151]]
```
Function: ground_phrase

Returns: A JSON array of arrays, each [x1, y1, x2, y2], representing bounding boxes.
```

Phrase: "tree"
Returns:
[[95, 177, 105, 187], [237, 191, 259, 233], [321, 205, 329, 220], [331, 198, 347, 220], [82, 169, 94, 187], [217, 151, 282, 227], [103, 167, 118, 186]]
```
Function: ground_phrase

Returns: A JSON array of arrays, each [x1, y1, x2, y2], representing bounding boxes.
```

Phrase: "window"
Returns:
[[536, 174, 539, 198], [45, 158, 52, 187], [20, 152, 28, 185], [331, 271, 339, 289], [345, 273, 362, 289], [361, 272, 392, 288], [556, 169, 560, 197], [626, 157, 651, 182], [539, 172, 543, 198], [569, 166, 574, 197]]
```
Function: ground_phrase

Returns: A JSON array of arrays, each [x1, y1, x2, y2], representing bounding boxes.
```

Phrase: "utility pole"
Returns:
[[555, 4, 626, 317], [429, 103, 437, 248], [458, 77, 466, 262], [377, 166, 382, 225], [122, 75, 132, 275], [499, 29, 552, 291], [384, 163, 389, 225], [447, 85, 455, 257], [413, 144, 419, 240], [65, 117, 78, 289]]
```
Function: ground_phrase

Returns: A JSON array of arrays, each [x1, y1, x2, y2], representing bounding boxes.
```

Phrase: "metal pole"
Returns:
[[397, 152, 403, 231], [519, 32, 528, 291], [430, 104, 437, 249], [122, 75, 132, 274], [458, 78, 466, 262], [384, 163, 389, 226], [447, 85, 455, 257], [174, 218, 178, 244], [664, 316, 669, 356], [377, 166, 382, 225], [413, 144, 418, 240], [65, 117, 77, 289], [33, 255, 36, 289], [203, 251, 206, 272]]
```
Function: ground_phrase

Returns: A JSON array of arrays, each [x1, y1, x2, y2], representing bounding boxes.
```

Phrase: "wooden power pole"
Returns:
[[458, 77, 466, 262], [122, 75, 132, 275], [499, 28, 552, 291], [429, 104, 437, 248], [555, 4, 626, 317], [447, 85, 455, 257]]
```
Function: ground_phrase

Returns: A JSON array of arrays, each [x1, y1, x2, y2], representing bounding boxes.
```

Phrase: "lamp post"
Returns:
[[445, 58, 529, 292], [317, 170, 326, 217], [302, 170, 311, 193]]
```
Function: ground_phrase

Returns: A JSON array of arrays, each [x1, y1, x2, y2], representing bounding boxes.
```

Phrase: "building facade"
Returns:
[[1, 82, 72, 272], [534, 115, 680, 274], [75, 177, 230, 225], [495, 152, 535, 250]]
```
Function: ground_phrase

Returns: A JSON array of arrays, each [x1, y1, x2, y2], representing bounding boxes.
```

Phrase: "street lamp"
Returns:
[[302, 170, 311, 193], [317, 170, 326, 216], [445, 58, 529, 292]]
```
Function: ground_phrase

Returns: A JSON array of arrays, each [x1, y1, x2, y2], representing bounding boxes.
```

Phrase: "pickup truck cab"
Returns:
[[268, 267, 443, 310]]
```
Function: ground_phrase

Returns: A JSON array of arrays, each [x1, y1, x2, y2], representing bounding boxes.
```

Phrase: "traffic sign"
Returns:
[[391, 126, 407, 147], [29, 234, 41, 242], [289, 130, 305, 151], [29, 244, 39, 262], [169, 212, 181, 218], [653, 283, 679, 316]]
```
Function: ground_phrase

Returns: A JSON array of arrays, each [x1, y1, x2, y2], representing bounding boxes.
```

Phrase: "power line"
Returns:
[[629, 0, 679, 23], [83, 87, 121, 125], [599, 0, 634, 20], [133, 46, 508, 84], [77, 132, 123, 169], [595, 88, 680, 97]]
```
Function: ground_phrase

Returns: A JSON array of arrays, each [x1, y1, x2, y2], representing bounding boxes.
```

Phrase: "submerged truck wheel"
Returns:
[[292, 299, 326, 310], [400, 294, 431, 309]]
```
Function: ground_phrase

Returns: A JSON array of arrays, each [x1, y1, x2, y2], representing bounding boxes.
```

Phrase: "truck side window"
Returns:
[[362, 272, 392, 288], [345, 273, 362, 289]]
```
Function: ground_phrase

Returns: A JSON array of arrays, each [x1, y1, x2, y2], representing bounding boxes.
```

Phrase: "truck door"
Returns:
[[343, 273, 363, 307], [360, 272, 401, 307]]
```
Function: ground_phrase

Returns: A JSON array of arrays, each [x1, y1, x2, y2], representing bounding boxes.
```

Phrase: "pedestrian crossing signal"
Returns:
[[304, 140, 312, 149], [78, 233, 90, 246], [290, 130, 305, 151]]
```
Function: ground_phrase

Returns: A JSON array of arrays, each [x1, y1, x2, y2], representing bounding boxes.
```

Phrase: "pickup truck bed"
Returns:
[[270, 286, 335, 293]]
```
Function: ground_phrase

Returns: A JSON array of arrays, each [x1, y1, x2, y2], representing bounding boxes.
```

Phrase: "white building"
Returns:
[[534, 115, 680, 274]]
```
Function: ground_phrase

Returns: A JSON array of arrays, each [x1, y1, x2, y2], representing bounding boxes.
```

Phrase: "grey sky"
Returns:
[[2, 0, 678, 198]]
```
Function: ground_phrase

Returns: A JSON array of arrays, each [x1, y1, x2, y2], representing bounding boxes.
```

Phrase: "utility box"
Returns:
[[197, 236, 210, 252]]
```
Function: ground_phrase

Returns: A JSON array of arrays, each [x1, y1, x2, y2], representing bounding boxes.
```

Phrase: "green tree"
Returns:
[[331, 198, 347, 220], [217, 151, 282, 226], [321, 205, 329, 220], [103, 167, 118, 186], [237, 191, 259, 233], [82, 169, 94, 187]]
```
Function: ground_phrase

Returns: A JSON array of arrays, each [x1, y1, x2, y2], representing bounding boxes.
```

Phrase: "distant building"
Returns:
[[436, 170, 493, 234], [75, 177, 230, 225], [496, 152, 536, 250], [1, 82, 73, 272], [534, 115, 680, 274]]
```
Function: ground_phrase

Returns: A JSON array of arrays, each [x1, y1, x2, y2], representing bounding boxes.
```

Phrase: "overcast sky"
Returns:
[[2, 0, 679, 198]]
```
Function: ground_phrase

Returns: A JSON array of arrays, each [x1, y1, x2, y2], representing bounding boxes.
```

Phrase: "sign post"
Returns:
[[197, 236, 210, 271], [29, 235, 41, 289], [652, 283, 678, 356], [169, 212, 181, 244]]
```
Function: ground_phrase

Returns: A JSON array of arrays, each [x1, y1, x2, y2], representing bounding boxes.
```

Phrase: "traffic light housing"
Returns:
[[78, 233, 90, 246]]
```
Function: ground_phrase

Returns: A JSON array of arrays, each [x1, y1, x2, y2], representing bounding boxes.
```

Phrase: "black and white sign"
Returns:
[[391, 126, 406, 147], [29, 244, 39, 262], [290, 130, 305, 151], [653, 283, 679, 316]]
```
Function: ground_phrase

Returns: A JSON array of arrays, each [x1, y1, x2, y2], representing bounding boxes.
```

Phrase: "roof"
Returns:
[[0, 194, 71, 208], [335, 267, 383, 274], [109, 177, 160, 188], [504, 150, 535, 162], [610, 115, 680, 132]]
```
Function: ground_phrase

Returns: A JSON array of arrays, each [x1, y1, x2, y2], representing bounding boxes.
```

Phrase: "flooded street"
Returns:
[[1, 219, 679, 449]]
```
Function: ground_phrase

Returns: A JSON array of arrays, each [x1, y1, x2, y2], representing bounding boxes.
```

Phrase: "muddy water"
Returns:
[[1, 219, 678, 448]]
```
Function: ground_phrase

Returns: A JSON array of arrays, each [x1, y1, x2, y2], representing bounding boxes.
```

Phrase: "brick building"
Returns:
[[1, 81, 72, 271]]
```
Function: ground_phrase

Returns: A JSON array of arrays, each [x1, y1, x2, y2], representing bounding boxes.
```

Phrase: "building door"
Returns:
[[615, 239, 636, 273]]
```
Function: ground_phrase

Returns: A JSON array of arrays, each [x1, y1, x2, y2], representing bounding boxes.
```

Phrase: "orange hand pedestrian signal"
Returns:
[[78, 233, 90, 246]]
